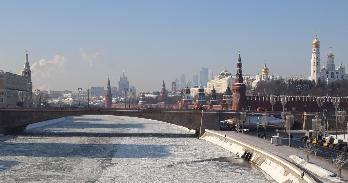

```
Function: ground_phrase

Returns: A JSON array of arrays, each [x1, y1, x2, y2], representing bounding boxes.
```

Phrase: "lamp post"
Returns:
[[270, 94, 276, 112], [316, 97, 324, 116], [280, 95, 287, 112], [240, 112, 247, 134], [87, 88, 90, 108], [337, 110, 346, 139], [261, 112, 268, 139], [312, 114, 322, 142], [323, 109, 328, 137], [286, 114, 294, 147], [78, 88, 82, 107], [332, 97, 340, 139]]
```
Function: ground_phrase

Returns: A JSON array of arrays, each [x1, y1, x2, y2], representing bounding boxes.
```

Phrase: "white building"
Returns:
[[320, 52, 348, 84], [206, 69, 232, 94], [252, 64, 274, 88], [310, 35, 348, 84], [0, 52, 32, 108]]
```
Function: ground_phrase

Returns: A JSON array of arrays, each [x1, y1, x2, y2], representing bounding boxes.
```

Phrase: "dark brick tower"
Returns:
[[231, 52, 246, 111]]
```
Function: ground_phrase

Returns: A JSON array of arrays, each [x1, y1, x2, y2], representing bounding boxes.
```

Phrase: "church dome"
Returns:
[[312, 36, 320, 48], [218, 69, 232, 79], [261, 64, 269, 75], [328, 52, 334, 57]]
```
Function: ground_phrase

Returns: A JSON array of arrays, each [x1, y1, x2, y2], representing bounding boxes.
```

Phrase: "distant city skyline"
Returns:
[[0, 1, 347, 91]]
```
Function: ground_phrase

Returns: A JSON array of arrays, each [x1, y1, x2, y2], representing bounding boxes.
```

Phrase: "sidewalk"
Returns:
[[211, 130, 348, 182]]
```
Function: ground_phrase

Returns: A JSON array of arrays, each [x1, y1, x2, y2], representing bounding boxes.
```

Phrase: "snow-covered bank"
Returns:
[[26, 117, 67, 130], [201, 130, 317, 183], [289, 155, 343, 182]]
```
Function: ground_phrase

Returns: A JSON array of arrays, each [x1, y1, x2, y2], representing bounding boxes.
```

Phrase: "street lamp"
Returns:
[[78, 88, 82, 107], [261, 112, 268, 139], [240, 112, 247, 134], [280, 95, 287, 112], [285, 114, 294, 146], [332, 97, 340, 139], [270, 94, 276, 112], [322, 109, 328, 137], [316, 96, 324, 112], [337, 110, 346, 139], [312, 114, 322, 142]]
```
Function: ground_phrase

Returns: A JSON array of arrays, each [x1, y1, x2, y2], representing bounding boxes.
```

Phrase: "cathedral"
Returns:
[[310, 35, 348, 84]]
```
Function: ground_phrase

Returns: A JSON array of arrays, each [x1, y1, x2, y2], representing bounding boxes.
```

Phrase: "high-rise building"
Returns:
[[174, 78, 180, 89], [90, 87, 105, 97], [180, 74, 186, 89], [192, 74, 199, 87], [310, 35, 321, 84], [104, 77, 112, 108], [111, 87, 118, 96], [171, 81, 177, 92], [199, 67, 209, 87], [118, 71, 130, 97]]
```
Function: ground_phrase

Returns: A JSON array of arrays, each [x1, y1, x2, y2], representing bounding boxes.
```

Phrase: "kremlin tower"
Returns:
[[22, 51, 32, 107], [231, 52, 246, 111], [182, 86, 193, 109], [310, 35, 320, 84], [160, 80, 168, 102], [104, 76, 112, 108]]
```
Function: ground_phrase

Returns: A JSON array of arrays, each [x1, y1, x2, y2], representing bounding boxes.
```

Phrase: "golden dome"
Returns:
[[261, 64, 269, 75], [312, 36, 320, 48]]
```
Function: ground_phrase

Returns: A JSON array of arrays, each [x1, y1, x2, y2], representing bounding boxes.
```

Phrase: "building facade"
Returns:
[[206, 69, 233, 94], [310, 35, 347, 84], [199, 67, 209, 87], [320, 52, 348, 84], [90, 87, 105, 97], [252, 64, 274, 88], [118, 72, 130, 97], [0, 52, 32, 108]]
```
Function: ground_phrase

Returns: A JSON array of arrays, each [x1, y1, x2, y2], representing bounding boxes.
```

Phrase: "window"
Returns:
[[0, 98, 3, 103], [331, 72, 334, 78]]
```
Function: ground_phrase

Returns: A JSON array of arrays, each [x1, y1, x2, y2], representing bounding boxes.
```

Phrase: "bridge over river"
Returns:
[[0, 115, 272, 182]]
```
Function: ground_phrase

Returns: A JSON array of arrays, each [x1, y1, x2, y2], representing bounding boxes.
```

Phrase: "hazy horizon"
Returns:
[[0, 1, 347, 92]]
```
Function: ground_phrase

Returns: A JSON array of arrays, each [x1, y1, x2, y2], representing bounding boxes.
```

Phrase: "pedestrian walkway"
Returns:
[[212, 130, 348, 182]]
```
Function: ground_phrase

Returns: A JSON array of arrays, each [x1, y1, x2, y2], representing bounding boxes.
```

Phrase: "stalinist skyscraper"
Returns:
[[310, 35, 321, 84]]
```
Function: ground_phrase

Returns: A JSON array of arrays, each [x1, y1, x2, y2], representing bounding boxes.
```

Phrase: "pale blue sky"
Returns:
[[0, 1, 347, 91]]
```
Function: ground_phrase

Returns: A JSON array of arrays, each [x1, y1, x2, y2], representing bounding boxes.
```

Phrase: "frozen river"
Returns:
[[0, 115, 272, 183]]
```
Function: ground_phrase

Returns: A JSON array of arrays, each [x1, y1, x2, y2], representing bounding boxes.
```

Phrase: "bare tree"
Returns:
[[304, 141, 319, 162], [333, 152, 348, 179]]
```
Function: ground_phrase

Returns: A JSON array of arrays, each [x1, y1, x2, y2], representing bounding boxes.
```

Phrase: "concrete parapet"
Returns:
[[201, 130, 317, 183]]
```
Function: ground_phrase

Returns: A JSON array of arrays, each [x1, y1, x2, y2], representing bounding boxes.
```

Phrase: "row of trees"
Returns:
[[253, 79, 348, 96]]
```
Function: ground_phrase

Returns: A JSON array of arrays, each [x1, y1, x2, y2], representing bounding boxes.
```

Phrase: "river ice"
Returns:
[[0, 115, 273, 183]]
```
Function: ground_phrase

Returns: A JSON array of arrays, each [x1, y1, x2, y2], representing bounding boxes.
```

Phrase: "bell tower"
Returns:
[[310, 35, 320, 84]]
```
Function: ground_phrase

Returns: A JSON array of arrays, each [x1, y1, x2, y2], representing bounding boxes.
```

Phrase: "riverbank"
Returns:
[[201, 130, 346, 183]]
